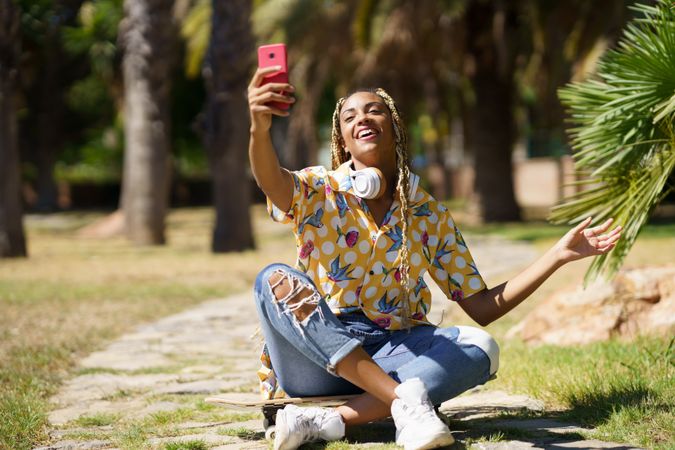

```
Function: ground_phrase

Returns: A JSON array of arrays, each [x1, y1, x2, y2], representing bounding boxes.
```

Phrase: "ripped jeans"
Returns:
[[253, 263, 498, 405]]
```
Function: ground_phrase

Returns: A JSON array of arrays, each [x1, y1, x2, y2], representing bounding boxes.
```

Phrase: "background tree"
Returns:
[[202, 0, 255, 252], [0, 0, 27, 257], [552, 1, 675, 283], [119, 0, 177, 245]]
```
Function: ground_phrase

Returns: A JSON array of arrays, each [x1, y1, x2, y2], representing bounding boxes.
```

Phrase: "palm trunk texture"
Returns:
[[466, 1, 520, 222], [0, 0, 27, 257], [203, 0, 255, 253], [120, 0, 175, 245]]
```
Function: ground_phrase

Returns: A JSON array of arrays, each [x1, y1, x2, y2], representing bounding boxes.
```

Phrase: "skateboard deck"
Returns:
[[206, 393, 359, 440]]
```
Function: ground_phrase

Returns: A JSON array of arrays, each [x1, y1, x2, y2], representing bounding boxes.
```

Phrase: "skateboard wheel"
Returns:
[[265, 425, 276, 441]]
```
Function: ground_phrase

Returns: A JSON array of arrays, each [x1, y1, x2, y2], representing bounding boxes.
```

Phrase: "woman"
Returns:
[[247, 65, 622, 450]]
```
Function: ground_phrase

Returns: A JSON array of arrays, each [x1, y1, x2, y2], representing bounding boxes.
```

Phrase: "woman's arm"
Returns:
[[457, 217, 622, 326], [247, 66, 296, 212]]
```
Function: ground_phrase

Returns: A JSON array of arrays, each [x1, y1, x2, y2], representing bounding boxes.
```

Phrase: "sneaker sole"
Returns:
[[401, 432, 455, 450]]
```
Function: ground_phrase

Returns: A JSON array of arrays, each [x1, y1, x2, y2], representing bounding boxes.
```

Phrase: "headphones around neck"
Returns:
[[350, 166, 387, 199], [349, 164, 420, 201]]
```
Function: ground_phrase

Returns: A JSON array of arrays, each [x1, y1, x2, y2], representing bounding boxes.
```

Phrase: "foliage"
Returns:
[[553, 1, 675, 284], [180, 0, 211, 78], [62, 0, 123, 81]]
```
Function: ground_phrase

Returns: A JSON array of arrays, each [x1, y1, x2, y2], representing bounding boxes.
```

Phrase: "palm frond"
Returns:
[[552, 0, 675, 285], [179, 0, 211, 79]]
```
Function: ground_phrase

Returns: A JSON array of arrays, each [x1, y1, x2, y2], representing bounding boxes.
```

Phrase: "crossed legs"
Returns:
[[262, 265, 398, 425], [253, 263, 497, 426]]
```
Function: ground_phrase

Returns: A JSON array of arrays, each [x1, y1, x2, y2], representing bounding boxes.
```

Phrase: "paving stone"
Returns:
[[486, 418, 591, 435], [79, 350, 173, 371], [147, 433, 235, 446], [49, 398, 147, 426], [471, 439, 643, 449], [156, 379, 244, 395], [34, 440, 112, 450], [53, 373, 182, 402], [440, 389, 545, 420], [210, 444, 268, 450], [133, 401, 184, 417]]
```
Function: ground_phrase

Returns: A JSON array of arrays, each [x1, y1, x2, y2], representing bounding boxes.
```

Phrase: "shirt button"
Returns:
[[369, 270, 374, 275]]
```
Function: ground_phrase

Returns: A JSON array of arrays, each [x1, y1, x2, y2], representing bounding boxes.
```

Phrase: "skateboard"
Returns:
[[205, 393, 359, 440]]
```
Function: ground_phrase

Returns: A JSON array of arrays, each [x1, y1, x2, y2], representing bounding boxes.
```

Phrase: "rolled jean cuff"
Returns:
[[326, 337, 362, 376]]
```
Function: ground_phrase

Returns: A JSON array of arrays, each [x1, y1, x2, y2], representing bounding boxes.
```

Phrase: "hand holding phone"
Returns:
[[257, 43, 289, 110]]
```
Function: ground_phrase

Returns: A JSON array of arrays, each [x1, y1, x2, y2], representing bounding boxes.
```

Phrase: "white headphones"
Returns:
[[350, 166, 386, 199], [349, 164, 420, 201]]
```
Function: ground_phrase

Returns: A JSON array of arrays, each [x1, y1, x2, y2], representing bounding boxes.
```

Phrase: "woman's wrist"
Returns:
[[549, 243, 572, 268], [250, 124, 270, 136]]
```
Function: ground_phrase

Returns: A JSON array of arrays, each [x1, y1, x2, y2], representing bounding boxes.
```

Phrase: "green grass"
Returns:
[[74, 412, 120, 427], [0, 206, 295, 450], [492, 337, 675, 448], [164, 441, 209, 450], [219, 427, 264, 440]]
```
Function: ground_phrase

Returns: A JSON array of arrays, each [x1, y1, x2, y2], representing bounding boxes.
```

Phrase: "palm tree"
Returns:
[[119, 0, 177, 245], [202, 0, 255, 252], [0, 0, 27, 257], [552, 0, 675, 283]]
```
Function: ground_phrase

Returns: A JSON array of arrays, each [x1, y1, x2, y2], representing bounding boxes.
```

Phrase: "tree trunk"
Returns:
[[465, 0, 520, 222], [0, 0, 27, 257], [35, 17, 64, 211], [283, 57, 328, 169], [203, 0, 255, 252], [120, 0, 175, 245]]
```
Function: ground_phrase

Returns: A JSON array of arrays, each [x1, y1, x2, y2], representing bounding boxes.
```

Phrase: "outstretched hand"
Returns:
[[554, 217, 622, 264]]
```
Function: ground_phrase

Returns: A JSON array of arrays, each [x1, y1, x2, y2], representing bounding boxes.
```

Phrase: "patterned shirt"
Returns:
[[258, 162, 487, 398], [268, 161, 486, 327]]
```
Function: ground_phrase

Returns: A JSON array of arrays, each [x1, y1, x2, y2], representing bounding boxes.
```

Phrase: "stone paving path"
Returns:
[[38, 238, 643, 449]]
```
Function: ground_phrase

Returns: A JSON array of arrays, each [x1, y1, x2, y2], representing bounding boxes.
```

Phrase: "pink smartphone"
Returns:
[[257, 43, 289, 110]]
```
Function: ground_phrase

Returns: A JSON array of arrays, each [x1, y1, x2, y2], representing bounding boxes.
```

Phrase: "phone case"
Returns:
[[258, 44, 289, 110]]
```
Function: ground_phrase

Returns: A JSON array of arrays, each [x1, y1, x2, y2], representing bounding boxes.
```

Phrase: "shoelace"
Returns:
[[295, 409, 332, 443], [402, 400, 439, 424]]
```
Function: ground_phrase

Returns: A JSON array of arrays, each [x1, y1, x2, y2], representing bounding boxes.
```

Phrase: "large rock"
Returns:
[[507, 266, 675, 345]]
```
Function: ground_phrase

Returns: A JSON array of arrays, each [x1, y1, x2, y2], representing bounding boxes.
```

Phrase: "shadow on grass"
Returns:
[[560, 384, 661, 427]]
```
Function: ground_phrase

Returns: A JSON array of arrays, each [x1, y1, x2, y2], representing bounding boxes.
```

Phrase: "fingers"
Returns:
[[594, 224, 622, 241], [596, 242, 617, 254], [598, 231, 621, 247], [590, 217, 614, 234], [571, 216, 592, 234], [251, 82, 294, 95], [593, 227, 622, 254], [250, 104, 290, 117], [250, 90, 295, 106], [249, 66, 284, 89]]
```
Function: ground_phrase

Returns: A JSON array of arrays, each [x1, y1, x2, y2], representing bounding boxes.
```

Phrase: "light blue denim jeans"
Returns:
[[254, 263, 496, 405]]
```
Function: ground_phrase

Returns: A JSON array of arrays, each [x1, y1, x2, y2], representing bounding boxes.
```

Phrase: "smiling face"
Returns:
[[339, 91, 397, 173]]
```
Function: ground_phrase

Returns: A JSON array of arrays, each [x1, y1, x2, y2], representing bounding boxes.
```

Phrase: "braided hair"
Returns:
[[330, 88, 413, 328]]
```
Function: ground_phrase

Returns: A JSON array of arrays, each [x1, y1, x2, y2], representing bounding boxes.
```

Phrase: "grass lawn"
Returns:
[[441, 221, 675, 449], [0, 206, 295, 450], [0, 207, 673, 449]]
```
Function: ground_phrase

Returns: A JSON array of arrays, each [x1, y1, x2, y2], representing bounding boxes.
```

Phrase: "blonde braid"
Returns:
[[330, 97, 348, 169], [375, 88, 412, 329], [330, 88, 413, 328]]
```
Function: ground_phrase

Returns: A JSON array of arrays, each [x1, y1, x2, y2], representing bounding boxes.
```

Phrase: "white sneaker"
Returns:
[[274, 404, 345, 450], [391, 378, 455, 450]]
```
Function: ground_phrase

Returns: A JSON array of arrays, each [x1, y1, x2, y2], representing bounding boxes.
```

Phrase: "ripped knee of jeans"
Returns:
[[268, 269, 324, 328]]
